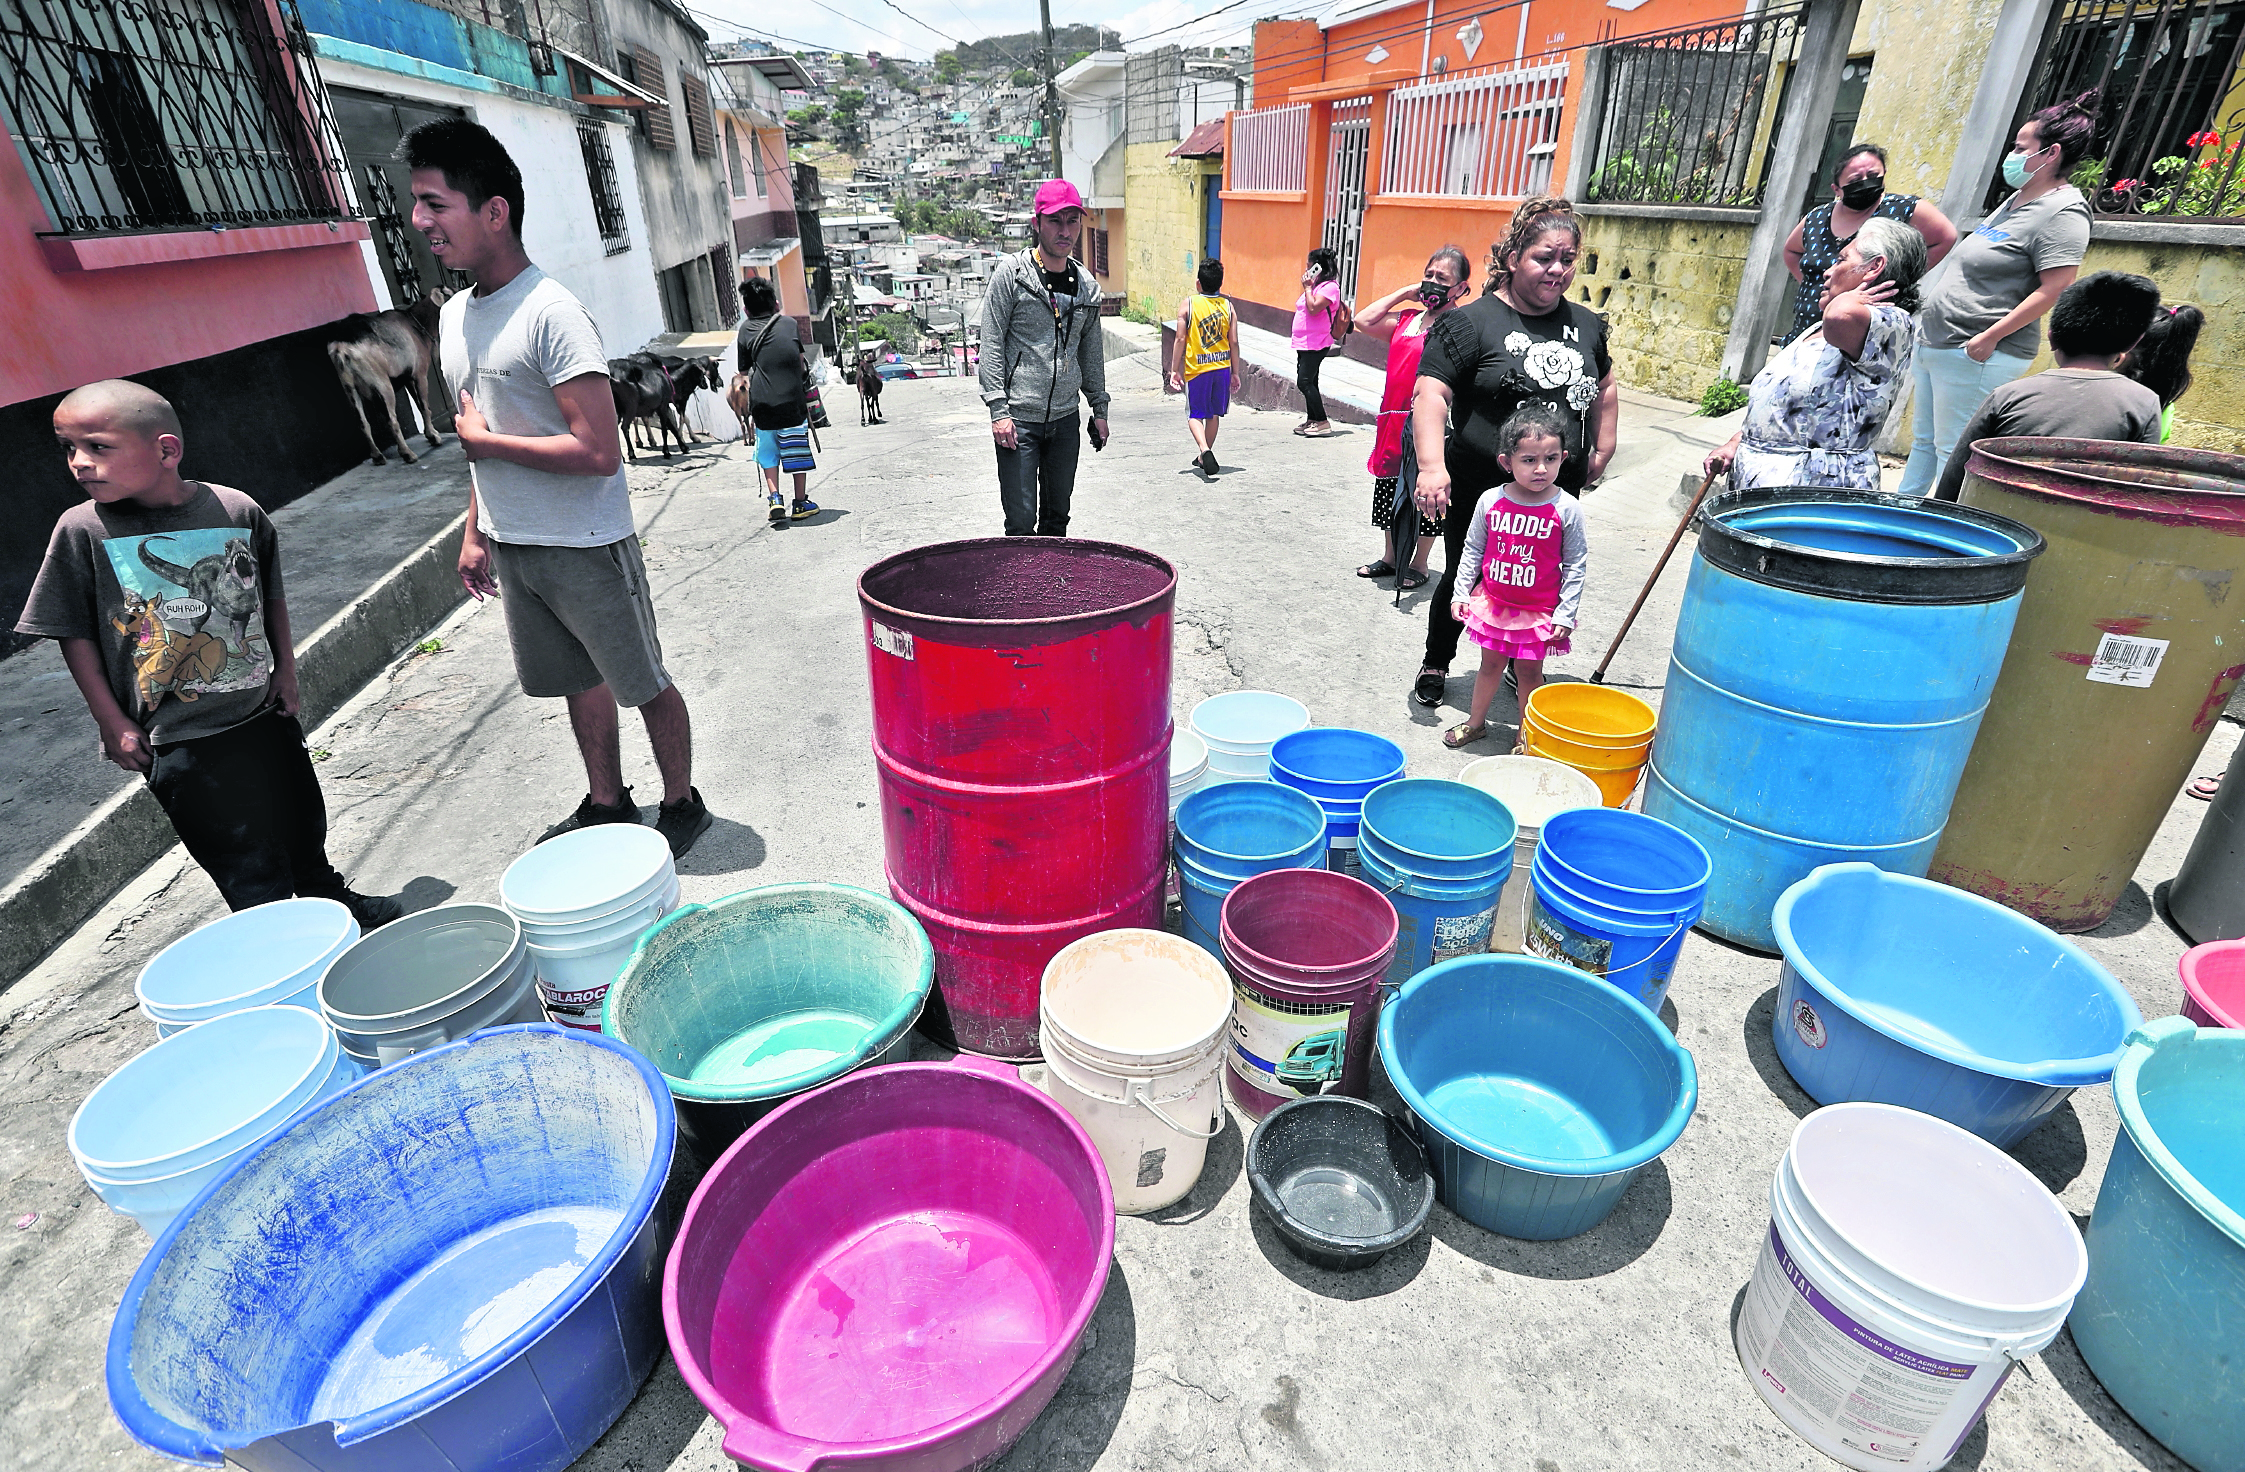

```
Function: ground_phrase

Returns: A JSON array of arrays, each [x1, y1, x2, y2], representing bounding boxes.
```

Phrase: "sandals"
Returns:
[[1357, 560, 1397, 579], [1413, 669, 1447, 707], [1398, 568, 1429, 591], [1294, 423, 1334, 438], [2189, 771, 2227, 801], [1443, 722, 1489, 750]]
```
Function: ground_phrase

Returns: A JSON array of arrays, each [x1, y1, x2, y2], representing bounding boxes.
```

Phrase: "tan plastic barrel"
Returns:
[[1932, 438, 2245, 931]]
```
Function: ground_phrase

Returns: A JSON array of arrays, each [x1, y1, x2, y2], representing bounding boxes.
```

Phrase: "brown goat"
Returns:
[[328, 288, 450, 465]]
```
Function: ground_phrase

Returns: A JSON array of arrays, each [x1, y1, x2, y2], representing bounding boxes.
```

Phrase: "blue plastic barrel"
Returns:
[[1269, 728, 1407, 866], [1525, 808, 1709, 1013], [1642, 488, 2043, 951], [1357, 779, 1516, 983], [2070, 1017, 2245, 1472], [1379, 953, 1696, 1241], [1174, 783, 1329, 959]]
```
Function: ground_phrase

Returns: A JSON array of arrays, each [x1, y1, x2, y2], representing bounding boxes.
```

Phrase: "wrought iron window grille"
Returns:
[[2009, 0, 2245, 221], [1584, 6, 1808, 209], [577, 122, 630, 254], [2, 0, 358, 237]]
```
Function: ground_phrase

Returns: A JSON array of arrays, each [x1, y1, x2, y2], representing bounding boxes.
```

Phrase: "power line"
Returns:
[[874, 0, 966, 47], [1117, 0, 1267, 47]]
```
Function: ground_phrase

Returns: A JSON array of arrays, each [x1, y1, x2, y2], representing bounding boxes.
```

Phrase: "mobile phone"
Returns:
[[1089, 420, 1108, 451]]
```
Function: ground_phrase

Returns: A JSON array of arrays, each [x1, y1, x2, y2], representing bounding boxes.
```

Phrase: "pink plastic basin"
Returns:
[[664, 1055, 1114, 1472], [2179, 938, 2245, 1029]]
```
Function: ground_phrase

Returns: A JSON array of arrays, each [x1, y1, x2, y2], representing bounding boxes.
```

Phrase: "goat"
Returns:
[[855, 352, 885, 425], [607, 354, 691, 459], [328, 289, 450, 465]]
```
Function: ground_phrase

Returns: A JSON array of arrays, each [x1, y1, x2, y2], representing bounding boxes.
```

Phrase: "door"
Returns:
[[1321, 98, 1373, 302], [331, 89, 468, 309], [1774, 56, 1874, 336], [1202, 174, 1222, 262]]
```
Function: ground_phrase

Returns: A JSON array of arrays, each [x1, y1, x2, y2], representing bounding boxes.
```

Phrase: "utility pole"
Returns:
[[1039, 0, 1063, 180]]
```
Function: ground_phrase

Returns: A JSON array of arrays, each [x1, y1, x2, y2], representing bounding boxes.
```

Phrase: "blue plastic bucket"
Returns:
[[1270, 728, 1406, 857], [1173, 782, 1329, 958], [1771, 863, 2141, 1148], [1523, 809, 1709, 1013], [2070, 1017, 2245, 1472], [1357, 779, 1516, 982], [1378, 953, 1697, 1241]]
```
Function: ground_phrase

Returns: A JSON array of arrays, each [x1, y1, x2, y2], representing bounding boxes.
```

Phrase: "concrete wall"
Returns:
[[1574, 210, 1757, 404], [1849, 0, 2011, 201], [318, 56, 666, 357], [1123, 143, 1218, 322], [602, 0, 732, 278]]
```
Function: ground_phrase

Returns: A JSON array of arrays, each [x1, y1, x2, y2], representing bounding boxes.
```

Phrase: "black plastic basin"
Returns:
[[1247, 1094, 1433, 1271]]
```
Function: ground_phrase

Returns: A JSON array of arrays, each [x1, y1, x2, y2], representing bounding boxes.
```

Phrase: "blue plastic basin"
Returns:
[[2070, 1017, 2245, 1472], [107, 1024, 674, 1472], [1378, 953, 1696, 1240], [1771, 863, 2141, 1147]]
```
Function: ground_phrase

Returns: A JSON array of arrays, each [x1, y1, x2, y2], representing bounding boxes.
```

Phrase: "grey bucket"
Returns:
[[318, 903, 543, 1067]]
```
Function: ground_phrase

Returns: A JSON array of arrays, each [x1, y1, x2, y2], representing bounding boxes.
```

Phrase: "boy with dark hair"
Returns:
[[17, 380, 402, 926], [402, 117, 713, 856], [1168, 256, 1233, 480], [1933, 271, 2163, 501]]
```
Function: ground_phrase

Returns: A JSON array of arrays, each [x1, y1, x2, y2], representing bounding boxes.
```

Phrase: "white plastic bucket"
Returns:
[[1737, 1103, 2087, 1471], [69, 1006, 359, 1235], [1170, 729, 1211, 817], [1191, 692, 1310, 785], [515, 876, 681, 949], [525, 898, 675, 1033], [499, 823, 674, 925], [1459, 756, 1602, 953], [1039, 929, 1234, 1214], [320, 904, 544, 1067], [136, 898, 358, 1035]]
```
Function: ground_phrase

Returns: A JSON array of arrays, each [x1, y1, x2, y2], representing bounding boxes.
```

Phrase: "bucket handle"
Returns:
[[1137, 1086, 1226, 1140], [1599, 914, 1694, 977]]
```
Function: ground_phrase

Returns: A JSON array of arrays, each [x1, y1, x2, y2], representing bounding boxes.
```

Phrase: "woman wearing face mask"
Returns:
[[1780, 144, 1955, 346], [1407, 199, 1616, 709], [1353, 245, 1472, 590], [1895, 90, 2100, 497]]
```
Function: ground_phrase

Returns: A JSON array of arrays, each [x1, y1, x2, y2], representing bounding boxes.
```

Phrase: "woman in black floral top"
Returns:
[[1782, 144, 1955, 345]]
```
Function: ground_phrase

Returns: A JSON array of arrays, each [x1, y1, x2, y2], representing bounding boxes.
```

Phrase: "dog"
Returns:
[[327, 288, 450, 465]]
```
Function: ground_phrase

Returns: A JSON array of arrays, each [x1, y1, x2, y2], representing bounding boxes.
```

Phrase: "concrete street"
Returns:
[[2, 347, 2226, 1471]]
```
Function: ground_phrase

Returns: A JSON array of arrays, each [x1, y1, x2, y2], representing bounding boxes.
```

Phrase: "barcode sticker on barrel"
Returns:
[[2086, 632, 2168, 687], [870, 621, 915, 660]]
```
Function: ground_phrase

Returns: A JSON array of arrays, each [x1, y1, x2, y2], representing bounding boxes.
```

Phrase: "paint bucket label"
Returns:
[[1430, 908, 1497, 964], [537, 979, 609, 1033], [1739, 1223, 1994, 1467], [1793, 999, 1829, 1050], [1523, 893, 1615, 975], [1226, 983, 1352, 1102]]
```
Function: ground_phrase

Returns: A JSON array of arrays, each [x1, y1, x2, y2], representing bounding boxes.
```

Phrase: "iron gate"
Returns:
[[1322, 96, 1373, 303]]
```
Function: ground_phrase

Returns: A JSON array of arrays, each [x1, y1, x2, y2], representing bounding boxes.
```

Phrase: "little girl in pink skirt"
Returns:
[[1443, 401, 1589, 749]]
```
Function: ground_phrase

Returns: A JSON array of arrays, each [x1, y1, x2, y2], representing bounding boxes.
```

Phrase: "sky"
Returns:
[[687, 0, 1299, 63]]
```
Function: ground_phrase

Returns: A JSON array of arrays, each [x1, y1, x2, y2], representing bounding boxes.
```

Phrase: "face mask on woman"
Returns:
[[2002, 144, 2050, 189], [1838, 174, 1883, 209]]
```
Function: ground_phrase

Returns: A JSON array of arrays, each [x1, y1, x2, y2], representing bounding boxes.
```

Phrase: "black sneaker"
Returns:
[[337, 890, 405, 930], [655, 786, 713, 857], [539, 787, 640, 844], [1199, 450, 1219, 477], [1413, 669, 1448, 707]]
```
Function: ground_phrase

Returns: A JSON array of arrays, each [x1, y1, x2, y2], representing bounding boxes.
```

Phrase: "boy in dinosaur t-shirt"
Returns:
[[16, 380, 400, 927]]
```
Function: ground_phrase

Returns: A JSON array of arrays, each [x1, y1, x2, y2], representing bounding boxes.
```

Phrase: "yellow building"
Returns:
[[1123, 123, 1226, 328]]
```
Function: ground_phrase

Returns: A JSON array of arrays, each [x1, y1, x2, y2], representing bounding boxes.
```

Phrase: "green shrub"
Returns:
[[1698, 377, 1748, 417]]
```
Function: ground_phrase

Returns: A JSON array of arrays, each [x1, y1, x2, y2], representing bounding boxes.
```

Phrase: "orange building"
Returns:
[[1217, 0, 1739, 346]]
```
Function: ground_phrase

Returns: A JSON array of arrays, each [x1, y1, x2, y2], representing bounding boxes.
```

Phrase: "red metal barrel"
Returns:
[[859, 538, 1176, 1058]]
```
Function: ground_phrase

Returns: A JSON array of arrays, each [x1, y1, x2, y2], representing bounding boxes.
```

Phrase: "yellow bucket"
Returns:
[[1520, 722, 1649, 808], [1524, 684, 1656, 748]]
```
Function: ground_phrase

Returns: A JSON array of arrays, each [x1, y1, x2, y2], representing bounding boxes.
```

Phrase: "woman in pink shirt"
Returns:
[[1292, 247, 1343, 437]]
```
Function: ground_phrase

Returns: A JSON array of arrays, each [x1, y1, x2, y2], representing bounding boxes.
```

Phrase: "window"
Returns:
[[578, 125, 630, 253], [624, 46, 675, 150], [709, 243, 738, 321], [1087, 224, 1109, 278], [725, 121, 747, 196], [0, 0, 354, 235], [682, 72, 716, 157]]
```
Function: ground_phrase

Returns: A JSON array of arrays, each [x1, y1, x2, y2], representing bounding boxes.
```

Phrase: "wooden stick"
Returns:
[[1590, 472, 1719, 686]]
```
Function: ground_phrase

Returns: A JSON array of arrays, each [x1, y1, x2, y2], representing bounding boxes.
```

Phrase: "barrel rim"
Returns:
[[1699, 486, 2047, 606], [857, 536, 1179, 632], [1967, 436, 2245, 528], [2112, 1016, 2245, 1250]]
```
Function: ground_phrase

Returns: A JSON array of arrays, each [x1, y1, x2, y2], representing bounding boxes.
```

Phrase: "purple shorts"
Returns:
[[1185, 368, 1231, 420]]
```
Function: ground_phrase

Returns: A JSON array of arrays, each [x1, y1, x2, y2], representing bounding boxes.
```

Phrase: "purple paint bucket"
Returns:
[[1218, 868, 1399, 1121]]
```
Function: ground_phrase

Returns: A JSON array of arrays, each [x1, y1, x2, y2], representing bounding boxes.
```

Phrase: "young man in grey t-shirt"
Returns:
[[404, 119, 711, 855]]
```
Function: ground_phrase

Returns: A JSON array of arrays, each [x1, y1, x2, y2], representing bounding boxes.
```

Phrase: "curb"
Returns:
[[0, 513, 470, 991]]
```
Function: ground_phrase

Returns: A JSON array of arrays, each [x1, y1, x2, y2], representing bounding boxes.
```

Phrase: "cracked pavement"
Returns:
[[2, 351, 2229, 1470]]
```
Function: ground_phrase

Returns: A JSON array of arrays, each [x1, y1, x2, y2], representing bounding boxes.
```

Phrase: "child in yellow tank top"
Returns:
[[1169, 259, 1235, 479]]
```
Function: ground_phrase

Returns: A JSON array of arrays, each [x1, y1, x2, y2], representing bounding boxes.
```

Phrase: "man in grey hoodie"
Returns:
[[979, 180, 1111, 536]]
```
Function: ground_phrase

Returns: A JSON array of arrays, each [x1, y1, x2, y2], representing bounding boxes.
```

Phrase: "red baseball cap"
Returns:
[[1034, 179, 1085, 216]]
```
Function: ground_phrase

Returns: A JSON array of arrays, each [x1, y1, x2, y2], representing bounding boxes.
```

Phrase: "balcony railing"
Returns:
[[1583, 6, 1806, 209], [1229, 101, 1310, 192], [1382, 60, 1569, 200], [2016, 0, 2245, 220], [1, 0, 357, 236]]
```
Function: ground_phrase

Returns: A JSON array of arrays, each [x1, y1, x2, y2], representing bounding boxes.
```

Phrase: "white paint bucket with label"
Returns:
[[1039, 929, 1233, 1215], [1737, 1103, 2086, 1471]]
